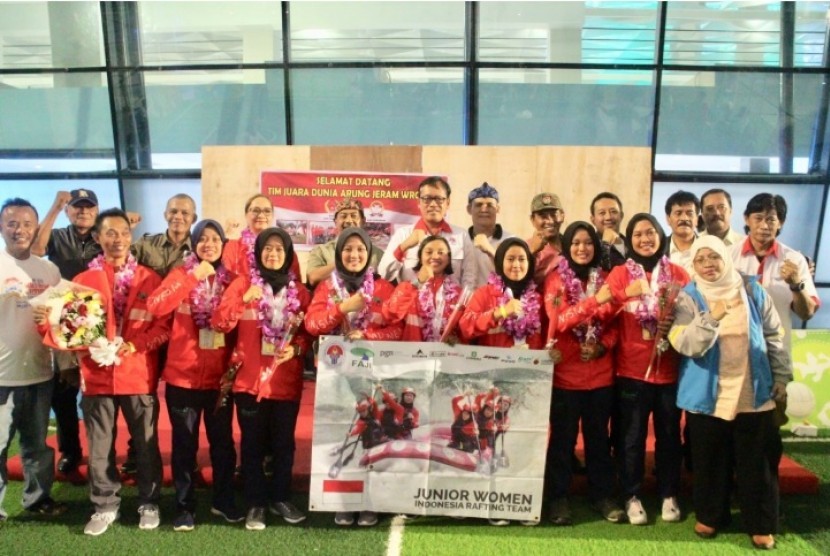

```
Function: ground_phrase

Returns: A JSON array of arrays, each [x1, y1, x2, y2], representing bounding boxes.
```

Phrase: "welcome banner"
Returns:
[[309, 336, 554, 522], [260, 170, 432, 252]]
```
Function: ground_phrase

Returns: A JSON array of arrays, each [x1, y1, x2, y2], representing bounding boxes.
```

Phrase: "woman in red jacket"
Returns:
[[304, 227, 400, 528], [213, 227, 310, 531], [543, 221, 624, 526], [382, 235, 464, 342], [605, 213, 690, 527], [459, 238, 544, 349], [147, 219, 241, 531]]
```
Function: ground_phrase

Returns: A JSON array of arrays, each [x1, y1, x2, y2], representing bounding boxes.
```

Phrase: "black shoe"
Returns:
[[26, 497, 68, 517], [120, 459, 137, 476], [549, 498, 572, 526], [57, 455, 80, 474], [592, 498, 625, 523]]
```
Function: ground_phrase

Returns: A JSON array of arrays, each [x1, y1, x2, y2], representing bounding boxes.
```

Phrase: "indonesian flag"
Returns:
[[323, 480, 364, 505]]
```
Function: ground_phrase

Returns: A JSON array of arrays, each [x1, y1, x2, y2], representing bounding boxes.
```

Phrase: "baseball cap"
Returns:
[[68, 189, 98, 207], [530, 192, 562, 214]]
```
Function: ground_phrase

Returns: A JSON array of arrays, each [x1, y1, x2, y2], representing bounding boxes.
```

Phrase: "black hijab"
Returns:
[[254, 227, 293, 293], [624, 213, 666, 273], [561, 221, 601, 281], [335, 227, 373, 293], [191, 219, 227, 268], [494, 238, 535, 297]]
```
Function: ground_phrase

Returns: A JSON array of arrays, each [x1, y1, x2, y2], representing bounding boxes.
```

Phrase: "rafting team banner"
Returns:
[[260, 170, 434, 252], [309, 336, 554, 522]]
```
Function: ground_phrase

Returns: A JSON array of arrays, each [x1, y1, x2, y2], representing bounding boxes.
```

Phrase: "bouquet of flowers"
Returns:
[[439, 285, 472, 343], [644, 282, 682, 380], [34, 280, 106, 351], [257, 311, 305, 402], [214, 350, 244, 414]]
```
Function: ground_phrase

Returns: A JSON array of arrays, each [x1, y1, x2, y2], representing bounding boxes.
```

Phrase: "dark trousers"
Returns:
[[235, 393, 299, 509], [617, 377, 681, 499], [687, 410, 779, 535], [51, 373, 81, 460], [546, 386, 615, 502], [165, 384, 237, 513]]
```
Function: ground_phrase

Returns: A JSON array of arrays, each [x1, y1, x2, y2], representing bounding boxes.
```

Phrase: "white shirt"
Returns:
[[377, 220, 478, 290], [668, 234, 697, 272], [732, 238, 819, 356], [701, 228, 745, 248], [467, 225, 513, 287], [0, 250, 61, 386]]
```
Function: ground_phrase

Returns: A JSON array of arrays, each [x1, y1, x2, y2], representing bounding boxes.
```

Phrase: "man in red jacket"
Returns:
[[71, 209, 171, 536]]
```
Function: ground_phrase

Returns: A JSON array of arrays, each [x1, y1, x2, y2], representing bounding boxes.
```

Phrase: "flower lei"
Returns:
[[557, 258, 603, 344], [183, 253, 231, 330], [329, 269, 375, 332], [242, 227, 257, 272], [249, 260, 300, 345], [625, 255, 671, 336], [487, 273, 541, 343], [88, 253, 137, 328], [417, 276, 461, 341]]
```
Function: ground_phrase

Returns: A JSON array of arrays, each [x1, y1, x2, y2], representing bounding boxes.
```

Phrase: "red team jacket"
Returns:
[[458, 283, 545, 349], [381, 277, 460, 341], [304, 277, 402, 341]]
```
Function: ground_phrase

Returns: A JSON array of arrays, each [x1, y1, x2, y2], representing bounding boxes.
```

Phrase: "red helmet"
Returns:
[[461, 403, 471, 413], [401, 387, 416, 398], [499, 395, 512, 405], [355, 400, 371, 412]]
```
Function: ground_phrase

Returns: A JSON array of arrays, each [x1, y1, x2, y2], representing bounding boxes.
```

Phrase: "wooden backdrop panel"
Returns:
[[202, 145, 652, 276]]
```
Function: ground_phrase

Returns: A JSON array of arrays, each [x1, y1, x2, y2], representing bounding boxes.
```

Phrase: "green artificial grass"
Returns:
[[1, 441, 828, 556]]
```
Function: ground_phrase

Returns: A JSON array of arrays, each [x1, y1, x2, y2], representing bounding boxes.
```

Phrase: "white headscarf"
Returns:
[[690, 235, 744, 301]]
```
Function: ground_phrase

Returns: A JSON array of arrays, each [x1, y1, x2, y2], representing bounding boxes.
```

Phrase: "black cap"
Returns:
[[68, 189, 98, 207]]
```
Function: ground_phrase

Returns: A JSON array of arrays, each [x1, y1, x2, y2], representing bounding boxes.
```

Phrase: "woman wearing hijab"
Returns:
[[606, 213, 690, 526], [669, 236, 789, 550], [542, 222, 623, 526], [459, 238, 545, 349], [382, 235, 463, 342], [213, 227, 311, 531], [148, 220, 241, 531], [304, 227, 400, 528], [305, 227, 401, 343]]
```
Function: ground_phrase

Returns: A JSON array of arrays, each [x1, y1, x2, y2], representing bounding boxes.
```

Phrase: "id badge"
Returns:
[[199, 329, 225, 350], [642, 328, 652, 341], [261, 339, 276, 356]]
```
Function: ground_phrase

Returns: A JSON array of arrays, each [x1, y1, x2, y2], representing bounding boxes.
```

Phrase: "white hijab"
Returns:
[[690, 235, 744, 301]]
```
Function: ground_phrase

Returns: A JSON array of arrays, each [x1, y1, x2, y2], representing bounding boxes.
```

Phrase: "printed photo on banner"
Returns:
[[309, 336, 554, 523], [260, 171, 435, 251]]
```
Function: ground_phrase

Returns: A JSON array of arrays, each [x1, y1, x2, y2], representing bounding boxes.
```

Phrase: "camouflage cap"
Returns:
[[530, 192, 563, 214]]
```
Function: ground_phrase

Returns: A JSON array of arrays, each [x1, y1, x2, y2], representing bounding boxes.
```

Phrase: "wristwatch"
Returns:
[[789, 281, 805, 292]]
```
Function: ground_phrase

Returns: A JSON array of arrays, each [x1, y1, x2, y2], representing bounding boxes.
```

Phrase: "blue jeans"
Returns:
[[0, 379, 56, 516]]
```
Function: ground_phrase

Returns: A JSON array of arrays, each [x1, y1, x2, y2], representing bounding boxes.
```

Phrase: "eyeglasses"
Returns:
[[247, 208, 273, 216], [419, 196, 447, 206], [693, 254, 723, 265]]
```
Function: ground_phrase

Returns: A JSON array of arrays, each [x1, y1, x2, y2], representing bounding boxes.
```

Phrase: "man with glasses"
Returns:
[[700, 188, 744, 247], [527, 192, 566, 286], [306, 198, 384, 288], [590, 192, 627, 271], [378, 176, 477, 289], [465, 183, 512, 287]]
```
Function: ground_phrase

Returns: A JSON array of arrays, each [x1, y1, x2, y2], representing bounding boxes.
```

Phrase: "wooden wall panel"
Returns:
[[309, 146, 423, 173]]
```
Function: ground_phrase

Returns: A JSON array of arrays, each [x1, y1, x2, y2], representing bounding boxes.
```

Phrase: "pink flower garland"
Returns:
[[625, 255, 671, 336], [329, 269, 375, 332], [242, 227, 257, 273], [88, 253, 137, 328], [557, 258, 603, 344], [183, 253, 231, 330], [248, 258, 300, 346], [417, 276, 461, 341], [487, 273, 541, 343]]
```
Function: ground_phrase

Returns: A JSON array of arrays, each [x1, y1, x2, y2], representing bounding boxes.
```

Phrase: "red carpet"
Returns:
[[8, 383, 818, 495]]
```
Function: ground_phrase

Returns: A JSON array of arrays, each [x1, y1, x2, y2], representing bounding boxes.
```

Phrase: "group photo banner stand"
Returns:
[[309, 336, 554, 522]]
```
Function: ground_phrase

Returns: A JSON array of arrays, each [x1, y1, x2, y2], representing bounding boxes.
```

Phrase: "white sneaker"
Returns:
[[661, 497, 681, 522], [625, 496, 647, 525], [138, 504, 160, 530], [84, 511, 119, 536]]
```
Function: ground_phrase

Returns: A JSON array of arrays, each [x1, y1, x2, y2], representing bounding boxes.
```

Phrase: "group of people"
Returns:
[[0, 177, 818, 550]]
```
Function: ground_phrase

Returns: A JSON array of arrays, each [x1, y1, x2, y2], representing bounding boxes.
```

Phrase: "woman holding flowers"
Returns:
[[304, 227, 400, 528], [147, 219, 240, 531], [542, 221, 624, 526], [669, 236, 789, 550], [459, 238, 544, 349], [382, 235, 464, 342], [605, 213, 690, 526], [213, 227, 310, 531]]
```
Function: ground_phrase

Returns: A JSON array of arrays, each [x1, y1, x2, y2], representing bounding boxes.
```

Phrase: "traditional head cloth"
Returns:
[[412, 235, 454, 275], [689, 235, 743, 300], [494, 238, 535, 297], [254, 227, 293, 293], [191, 219, 226, 268], [561, 221, 601, 281], [467, 182, 500, 204], [334, 198, 365, 220], [335, 227, 374, 293], [624, 213, 666, 273]]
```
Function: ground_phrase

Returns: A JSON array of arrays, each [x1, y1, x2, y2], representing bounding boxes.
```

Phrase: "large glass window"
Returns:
[[479, 1, 658, 64], [290, 1, 465, 62], [122, 178, 202, 237], [479, 68, 654, 146], [0, 180, 121, 226], [291, 68, 464, 145]]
